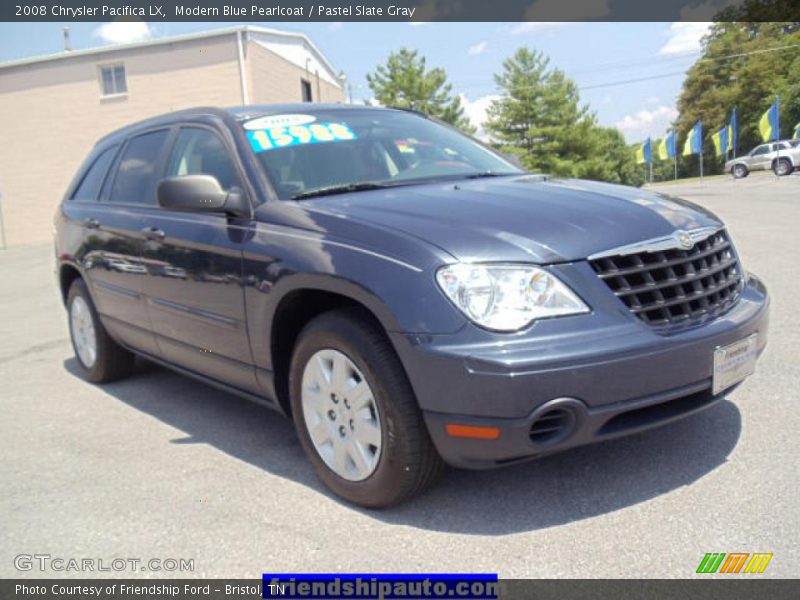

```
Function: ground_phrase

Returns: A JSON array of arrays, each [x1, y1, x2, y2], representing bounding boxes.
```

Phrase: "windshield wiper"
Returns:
[[462, 171, 512, 180], [292, 182, 390, 200]]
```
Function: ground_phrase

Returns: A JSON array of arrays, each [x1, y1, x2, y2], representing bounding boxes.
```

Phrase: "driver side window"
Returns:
[[166, 128, 240, 191], [752, 145, 769, 155]]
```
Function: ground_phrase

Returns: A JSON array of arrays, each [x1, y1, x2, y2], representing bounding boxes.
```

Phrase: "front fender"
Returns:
[[241, 220, 467, 373]]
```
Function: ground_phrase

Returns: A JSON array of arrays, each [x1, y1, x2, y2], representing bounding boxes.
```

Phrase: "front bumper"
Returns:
[[390, 268, 769, 468]]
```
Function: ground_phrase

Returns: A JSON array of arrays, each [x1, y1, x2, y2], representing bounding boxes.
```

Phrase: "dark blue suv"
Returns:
[[55, 105, 769, 507]]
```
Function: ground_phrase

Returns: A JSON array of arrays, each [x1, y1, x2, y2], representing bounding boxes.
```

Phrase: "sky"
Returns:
[[0, 21, 712, 143]]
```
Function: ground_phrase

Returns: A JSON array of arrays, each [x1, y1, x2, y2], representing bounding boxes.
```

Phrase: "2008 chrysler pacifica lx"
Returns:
[[55, 105, 769, 507]]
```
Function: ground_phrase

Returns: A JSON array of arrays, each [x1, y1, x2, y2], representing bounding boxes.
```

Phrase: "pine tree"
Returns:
[[485, 47, 640, 184], [366, 48, 475, 133]]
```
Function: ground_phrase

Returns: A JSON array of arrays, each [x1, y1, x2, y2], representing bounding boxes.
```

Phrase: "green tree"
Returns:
[[485, 47, 640, 185], [366, 48, 475, 133]]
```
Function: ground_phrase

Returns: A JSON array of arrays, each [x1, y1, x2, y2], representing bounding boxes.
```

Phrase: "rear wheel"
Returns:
[[289, 308, 444, 508], [67, 279, 134, 383], [732, 164, 748, 179], [773, 158, 792, 176]]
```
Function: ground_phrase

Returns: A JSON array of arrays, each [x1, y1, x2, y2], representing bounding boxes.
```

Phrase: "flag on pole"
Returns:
[[728, 108, 738, 155], [682, 121, 702, 156], [758, 98, 780, 142], [711, 126, 729, 156], [658, 131, 676, 160], [636, 138, 652, 164], [794, 122, 800, 139]]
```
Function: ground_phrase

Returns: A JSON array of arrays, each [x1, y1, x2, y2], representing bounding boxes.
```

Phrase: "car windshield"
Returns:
[[240, 108, 523, 199]]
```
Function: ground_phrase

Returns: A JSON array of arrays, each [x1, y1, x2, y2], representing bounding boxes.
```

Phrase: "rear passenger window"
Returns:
[[110, 130, 170, 204], [71, 146, 117, 202], [166, 128, 240, 191]]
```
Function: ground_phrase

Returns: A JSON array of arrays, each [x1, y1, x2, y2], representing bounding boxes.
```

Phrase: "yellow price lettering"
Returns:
[[328, 123, 355, 141], [288, 125, 313, 143], [269, 126, 294, 147], [309, 124, 335, 142], [251, 130, 272, 151]]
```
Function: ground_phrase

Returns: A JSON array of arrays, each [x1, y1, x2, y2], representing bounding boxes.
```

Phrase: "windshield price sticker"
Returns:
[[247, 123, 357, 152]]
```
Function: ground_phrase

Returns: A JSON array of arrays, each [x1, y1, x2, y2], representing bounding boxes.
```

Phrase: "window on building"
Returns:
[[71, 146, 118, 202], [166, 128, 240, 191], [301, 79, 313, 102], [109, 130, 170, 205], [99, 64, 127, 96]]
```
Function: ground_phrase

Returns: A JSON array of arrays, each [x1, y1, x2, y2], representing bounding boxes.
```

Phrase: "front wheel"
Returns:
[[732, 164, 748, 179], [289, 308, 444, 508], [773, 158, 792, 176]]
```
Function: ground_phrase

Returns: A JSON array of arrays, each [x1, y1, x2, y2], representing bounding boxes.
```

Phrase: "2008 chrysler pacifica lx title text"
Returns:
[[54, 105, 769, 507]]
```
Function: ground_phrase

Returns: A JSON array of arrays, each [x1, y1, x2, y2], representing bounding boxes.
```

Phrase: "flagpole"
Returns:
[[775, 94, 781, 177], [699, 151, 703, 179], [674, 155, 677, 181]]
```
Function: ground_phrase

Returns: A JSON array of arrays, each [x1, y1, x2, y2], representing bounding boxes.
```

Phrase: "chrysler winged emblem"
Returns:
[[675, 230, 693, 250]]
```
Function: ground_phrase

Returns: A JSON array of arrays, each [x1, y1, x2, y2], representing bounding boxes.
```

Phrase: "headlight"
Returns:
[[435, 263, 589, 331]]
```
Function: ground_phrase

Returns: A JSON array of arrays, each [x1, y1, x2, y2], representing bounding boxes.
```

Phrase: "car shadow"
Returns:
[[64, 357, 742, 535]]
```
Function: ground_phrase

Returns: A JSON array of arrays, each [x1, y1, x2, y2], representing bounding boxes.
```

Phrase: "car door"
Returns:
[[74, 131, 172, 356], [749, 144, 771, 170], [139, 125, 258, 393]]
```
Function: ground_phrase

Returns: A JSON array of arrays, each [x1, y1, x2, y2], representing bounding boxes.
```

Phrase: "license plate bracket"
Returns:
[[712, 333, 758, 395]]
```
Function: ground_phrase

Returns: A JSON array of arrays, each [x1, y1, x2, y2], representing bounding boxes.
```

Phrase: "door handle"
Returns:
[[84, 218, 100, 229], [141, 226, 165, 241]]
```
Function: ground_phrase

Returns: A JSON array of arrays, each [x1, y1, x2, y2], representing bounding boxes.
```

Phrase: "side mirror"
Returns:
[[157, 175, 249, 217]]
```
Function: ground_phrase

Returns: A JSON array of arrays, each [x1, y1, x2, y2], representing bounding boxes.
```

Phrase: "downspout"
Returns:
[[236, 29, 249, 105]]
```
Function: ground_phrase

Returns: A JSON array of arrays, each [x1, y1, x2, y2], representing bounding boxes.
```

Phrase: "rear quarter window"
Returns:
[[109, 129, 171, 205], [70, 145, 118, 202]]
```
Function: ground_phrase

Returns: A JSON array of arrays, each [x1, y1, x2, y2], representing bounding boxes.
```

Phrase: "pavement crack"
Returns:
[[0, 338, 69, 365]]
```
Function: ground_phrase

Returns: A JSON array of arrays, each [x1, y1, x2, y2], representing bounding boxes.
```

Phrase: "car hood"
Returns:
[[301, 175, 723, 263]]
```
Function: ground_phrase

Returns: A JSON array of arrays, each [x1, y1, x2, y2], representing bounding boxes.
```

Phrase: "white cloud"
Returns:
[[460, 94, 502, 140], [646, 96, 660, 105], [615, 105, 678, 143], [409, 21, 430, 27], [658, 22, 711, 56], [328, 22, 343, 31], [93, 22, 153, 45], [468, 41, 488, 56]]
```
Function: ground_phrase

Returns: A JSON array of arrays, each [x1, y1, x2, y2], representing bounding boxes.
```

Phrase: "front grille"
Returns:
[[589, 229, 743, 329]]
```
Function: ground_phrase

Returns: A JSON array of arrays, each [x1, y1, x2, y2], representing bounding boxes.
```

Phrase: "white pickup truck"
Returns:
[[726, 140, 800, 178]]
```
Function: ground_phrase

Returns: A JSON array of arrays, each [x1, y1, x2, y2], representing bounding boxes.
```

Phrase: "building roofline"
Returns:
[[0, 25, 342, 83]]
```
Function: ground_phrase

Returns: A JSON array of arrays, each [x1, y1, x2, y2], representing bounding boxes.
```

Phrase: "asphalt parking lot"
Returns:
[[1, 172, 798, 579]]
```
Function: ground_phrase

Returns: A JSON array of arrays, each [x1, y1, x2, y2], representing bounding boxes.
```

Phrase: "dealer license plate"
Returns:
[[712, 334, 758, 395]]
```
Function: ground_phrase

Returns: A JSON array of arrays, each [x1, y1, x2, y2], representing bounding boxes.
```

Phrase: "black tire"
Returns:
[[67, 278, 134, 383], [773, 158, 792, 176], [289, 308, 444, 508], [732, 164, 748, 179]]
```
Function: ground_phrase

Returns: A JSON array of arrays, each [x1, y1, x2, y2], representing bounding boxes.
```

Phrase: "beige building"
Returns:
[[0, 26, 345, 247]]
